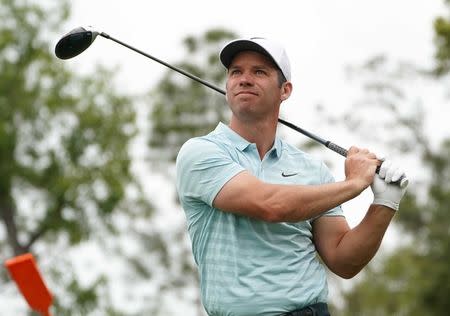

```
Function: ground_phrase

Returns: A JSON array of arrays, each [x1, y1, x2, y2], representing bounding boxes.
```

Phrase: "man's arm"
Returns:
[[312, 160, 408, 278], [312, 205, 394, 279], [213, 147, 377, 222], [214, 171, 363, 222]]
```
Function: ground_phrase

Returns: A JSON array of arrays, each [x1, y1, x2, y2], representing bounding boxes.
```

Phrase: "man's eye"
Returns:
[[255, 70, 266, 75], [230, 69, 241, 75]]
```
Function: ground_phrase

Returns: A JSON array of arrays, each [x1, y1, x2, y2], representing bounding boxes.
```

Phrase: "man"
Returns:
[[176, 37, 408, 316]]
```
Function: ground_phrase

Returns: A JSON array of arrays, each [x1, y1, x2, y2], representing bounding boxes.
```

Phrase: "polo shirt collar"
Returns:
[[215, 122, 282, 158]]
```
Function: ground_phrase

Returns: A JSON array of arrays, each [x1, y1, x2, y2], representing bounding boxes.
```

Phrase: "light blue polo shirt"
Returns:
[[176, 122, 344, 316]]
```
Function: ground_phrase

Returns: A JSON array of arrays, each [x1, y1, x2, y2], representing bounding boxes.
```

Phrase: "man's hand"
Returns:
[[345, 146, 379, 191], [371, 159, 409, 211]]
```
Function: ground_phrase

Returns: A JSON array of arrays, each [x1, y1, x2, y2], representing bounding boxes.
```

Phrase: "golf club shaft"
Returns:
[[101, 33, 225, 95], [100, 32, 349, 157]]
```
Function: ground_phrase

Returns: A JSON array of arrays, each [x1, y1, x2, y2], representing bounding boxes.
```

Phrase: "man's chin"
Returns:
[[232, 107, 269, 122], [235, 96, 257, 105]]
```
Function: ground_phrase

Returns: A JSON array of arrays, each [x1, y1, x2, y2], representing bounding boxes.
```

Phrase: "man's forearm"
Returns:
[[214, 171, 367, 223], [333, 204, 395, 278], [267, 179, 364, 222]]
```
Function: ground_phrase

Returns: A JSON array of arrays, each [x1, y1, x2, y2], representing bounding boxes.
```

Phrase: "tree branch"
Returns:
[[0, 200, 26, 256]]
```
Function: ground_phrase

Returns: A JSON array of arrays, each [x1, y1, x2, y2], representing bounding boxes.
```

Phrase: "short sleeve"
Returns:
[[176, 138, 245, 207]]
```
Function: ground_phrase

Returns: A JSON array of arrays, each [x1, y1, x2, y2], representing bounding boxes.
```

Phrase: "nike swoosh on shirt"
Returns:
[[281, 171, 299, 177]]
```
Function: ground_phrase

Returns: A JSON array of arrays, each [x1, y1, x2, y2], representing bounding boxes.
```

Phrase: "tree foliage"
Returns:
[[434, 0, 450, 75], [0, 0, 190, 314], [0, 0, 142, 257], [334, 2, 450, 315], [148, 29, 237, 163]]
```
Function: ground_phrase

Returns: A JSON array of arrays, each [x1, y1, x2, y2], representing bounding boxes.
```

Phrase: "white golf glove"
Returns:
[[371, 159, 409, 211]]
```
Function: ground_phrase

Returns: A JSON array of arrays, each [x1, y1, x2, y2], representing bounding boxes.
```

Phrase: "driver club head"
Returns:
[[55, 26, 99, 59]]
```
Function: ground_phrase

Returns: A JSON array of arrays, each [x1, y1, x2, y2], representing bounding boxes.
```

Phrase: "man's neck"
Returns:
[[229, 116, 278, 160]]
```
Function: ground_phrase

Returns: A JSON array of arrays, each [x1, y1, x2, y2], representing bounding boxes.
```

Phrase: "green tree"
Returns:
[[332, 2, 450, 315], [434, 0, 450, 76], [0, 0, 193, 314], [148, 29, 236, 163]]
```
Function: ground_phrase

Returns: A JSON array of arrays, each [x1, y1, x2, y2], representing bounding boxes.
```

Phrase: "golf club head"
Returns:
[[55, 26, 99, 59]]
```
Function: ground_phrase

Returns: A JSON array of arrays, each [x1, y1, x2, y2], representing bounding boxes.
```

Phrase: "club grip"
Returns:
[[326, 142, 348, 157]]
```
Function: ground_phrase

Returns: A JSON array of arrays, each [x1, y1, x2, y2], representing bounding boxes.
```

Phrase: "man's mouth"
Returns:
[[235, 91, 258, 96]]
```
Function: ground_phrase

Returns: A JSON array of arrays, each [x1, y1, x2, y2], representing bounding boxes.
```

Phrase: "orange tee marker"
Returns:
[[4, 253, 53, 316]]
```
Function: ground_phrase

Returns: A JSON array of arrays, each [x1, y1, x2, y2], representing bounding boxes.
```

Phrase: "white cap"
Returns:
[[219, 37, 291, 81]]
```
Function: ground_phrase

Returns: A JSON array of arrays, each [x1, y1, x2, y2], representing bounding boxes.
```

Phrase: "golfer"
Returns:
[[176, 37, 408, 316]]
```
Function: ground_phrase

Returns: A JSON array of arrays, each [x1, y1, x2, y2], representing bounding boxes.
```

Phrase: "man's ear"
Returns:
[[280, 82, 293, 102]]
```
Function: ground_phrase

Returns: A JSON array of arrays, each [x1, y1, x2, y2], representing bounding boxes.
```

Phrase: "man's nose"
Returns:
[[238, 73, 254, 86]]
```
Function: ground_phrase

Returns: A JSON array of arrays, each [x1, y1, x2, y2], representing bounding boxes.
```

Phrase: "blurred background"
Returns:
[[1, 0, 449, 315]]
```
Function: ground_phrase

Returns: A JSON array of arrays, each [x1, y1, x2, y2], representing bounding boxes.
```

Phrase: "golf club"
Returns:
[[55, 26, 407, 187]]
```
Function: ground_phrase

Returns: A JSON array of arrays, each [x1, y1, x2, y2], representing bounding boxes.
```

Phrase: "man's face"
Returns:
[[225, 51, 289, 122]]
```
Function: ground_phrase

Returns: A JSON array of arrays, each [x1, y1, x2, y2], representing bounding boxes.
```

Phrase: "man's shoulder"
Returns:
[[179, 132, 223, 152], [180, 125, 234, 151], [177, 131, 230, 165]]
